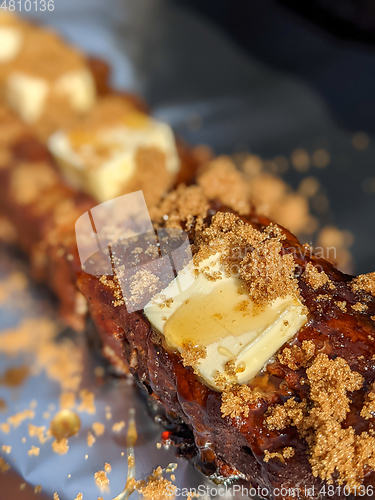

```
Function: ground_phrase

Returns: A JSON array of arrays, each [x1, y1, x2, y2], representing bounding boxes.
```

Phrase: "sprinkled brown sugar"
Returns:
[[87, 431, 96, 447], [241, 240, 299, 306], [351, 272, 375, 296], [10, 161, 59, 206], [278, 340, 315, 370], [0, 457, 10, 473], [129, 269, 161, 306], [303, 262, 334, 290], [7, 408, 35, 428], [265, 354, 375, 487], [28, 445, 40, 456], [361, 383, 375, 420], [112, 420, 125, 433], [77, 389, 96, 414], [0, 318, 82, 392], [266, 398, 307, 431], [28, 424, 50, 444], [149, 184, 208, 230], [335, 301, 347, 312], [52, 438, 69, 455], [59, 392, 76, 410], [137, 466, 177, 500], [193, 213, 302, 308], [1, 445, 11, 454], [264, 447, 295, 463], [221, 385, 262, 418], [197, 156, 250, 215], [125, 147, 173, 209], [352, 302, 368, 312], [180, 343, 207, 370], [94, 469, 109, 489], [99, 274, 125, 308], [92, 422, 105, 437]]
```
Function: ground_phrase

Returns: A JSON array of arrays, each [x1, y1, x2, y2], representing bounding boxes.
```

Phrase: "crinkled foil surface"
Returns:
[[0, 249, 241, 499]]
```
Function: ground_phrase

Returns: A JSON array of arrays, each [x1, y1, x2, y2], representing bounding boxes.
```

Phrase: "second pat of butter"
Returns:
[[48, 115, 180, 203]]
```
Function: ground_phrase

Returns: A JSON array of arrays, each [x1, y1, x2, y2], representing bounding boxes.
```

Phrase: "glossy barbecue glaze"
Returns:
[[78, 206, 375, 500]]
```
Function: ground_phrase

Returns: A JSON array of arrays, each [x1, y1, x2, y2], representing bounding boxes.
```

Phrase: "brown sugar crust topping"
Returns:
[[197, 156, 250, 215], [303, 262, 335, 290], [265, 354, 375, 487], [278, 340, 315, 370], [351, 272, 375, 297]]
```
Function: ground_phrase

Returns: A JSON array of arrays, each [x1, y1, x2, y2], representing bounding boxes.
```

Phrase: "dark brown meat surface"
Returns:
[[77, 208, 375, 500]]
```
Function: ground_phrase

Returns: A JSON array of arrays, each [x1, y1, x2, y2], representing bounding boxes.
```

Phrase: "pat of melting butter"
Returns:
[[0, 26, 23, 63], [144, 254, 307, 391], [5, 67, 96, 124], [48, 115, 180, 202], [6, 72, 49, 123], [54, 68, 96, 113]]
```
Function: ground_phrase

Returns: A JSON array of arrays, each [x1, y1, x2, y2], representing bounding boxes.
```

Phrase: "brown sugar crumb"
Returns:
[[158, 297, 174, 309], [53, 493, 60, 500], [20, 483, 26, 490], [197, 156, 250, 215], [112, 421, 125, 433], [150, 184, 208, 230], [8, 409, 35, 428], [137, 466, 177, 500], [266, 398, 307, 431], [124, 146, 173, 209], [60, 392, 76, 410], [0, 423, 10, 434], [361, 383, 375, 420], [28, 445, 40, 456], [92, 422, 105, 437], [94, 469, 109, 489], [0, 318, 82, 392], [10, 162, 59, 206], [195, 213, 301, 308], [77, 389, 96, 414], [335, 301, 347, 312], [352, 302, 368, 312], [303, 263, 334, 290], [104, 462, 112, 473], [0, 457, 10, 473], [316, 294, 331, 301], [266, 354, 374, 487], [264, 447, 295, 463], [129, 269, 161, 306], [52, 438, 69, 455], [34, 485, 42, 494], [180, 343, 207, 369], [221, 385, 262, 418], [87, 431, 96, 447], [28, 424, 50, 444], [351, 273, 375, 296], [74, 494, 83, 500], [278, 340, 315, 370], [99, 275, 124, 308], [1, 445, 11, 454]]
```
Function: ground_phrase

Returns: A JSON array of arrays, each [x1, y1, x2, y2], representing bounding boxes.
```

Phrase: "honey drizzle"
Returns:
[[112, 408, 137, 500], [112, 409, 178, 500]]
